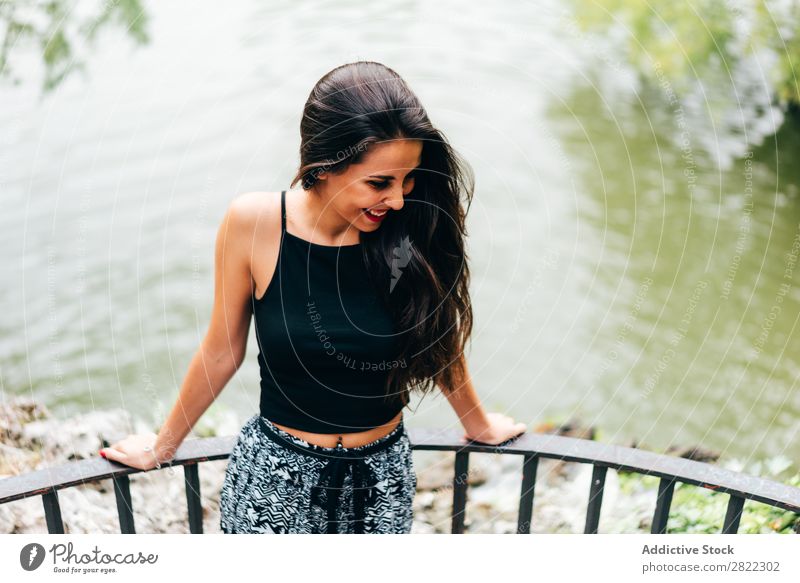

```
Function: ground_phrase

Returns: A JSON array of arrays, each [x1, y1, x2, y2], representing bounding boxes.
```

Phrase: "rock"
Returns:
[[0, 442, 40, 477], [2, 397, 772, 535], [21, 408, 136, 462], [533, 417, 596, 440], [0, 397, 50, 447], [415, 491, 436, 509], [415, 450, 488, 491], [665, 444, 721, 463]]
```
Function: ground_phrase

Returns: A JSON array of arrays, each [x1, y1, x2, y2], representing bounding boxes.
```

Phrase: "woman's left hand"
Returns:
[[99, 432, 166, 471], [462, 412, 527, 445]]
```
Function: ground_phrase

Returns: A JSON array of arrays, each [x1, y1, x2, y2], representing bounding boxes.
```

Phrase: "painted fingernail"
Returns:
[[99, 450, 106, 458]]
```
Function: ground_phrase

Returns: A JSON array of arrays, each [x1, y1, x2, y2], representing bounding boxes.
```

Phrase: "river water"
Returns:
[[1, 0, 797, 467]]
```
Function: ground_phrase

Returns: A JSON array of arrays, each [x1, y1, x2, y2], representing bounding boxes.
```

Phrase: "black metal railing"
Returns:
[[1, 428, 798, 534]]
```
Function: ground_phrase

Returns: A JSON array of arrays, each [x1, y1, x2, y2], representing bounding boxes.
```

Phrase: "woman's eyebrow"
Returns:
[[368, 161, 422, 180]]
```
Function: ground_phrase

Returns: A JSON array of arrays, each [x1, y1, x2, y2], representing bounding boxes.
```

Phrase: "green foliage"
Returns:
[[0, 0, 150, 92], [573, 0, 800, 107], [617, 470, 660, 494], [617, 464, 800, 533]]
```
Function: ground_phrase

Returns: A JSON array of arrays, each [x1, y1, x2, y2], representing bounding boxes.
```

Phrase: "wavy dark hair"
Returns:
[[290, 61, 475, 409]]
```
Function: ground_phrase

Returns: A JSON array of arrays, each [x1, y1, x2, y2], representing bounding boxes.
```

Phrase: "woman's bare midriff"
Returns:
[[271, 411, 403, 448]]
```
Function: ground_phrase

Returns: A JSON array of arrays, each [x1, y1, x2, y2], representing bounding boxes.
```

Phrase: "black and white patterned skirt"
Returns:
[[219, 414, 417, 534]]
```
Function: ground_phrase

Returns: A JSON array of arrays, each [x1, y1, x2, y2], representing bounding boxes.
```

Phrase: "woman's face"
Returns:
[[315, 139, 423, 231]]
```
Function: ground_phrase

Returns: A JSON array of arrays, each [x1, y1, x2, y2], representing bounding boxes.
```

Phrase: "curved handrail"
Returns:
[[1, 428, 798, 533]]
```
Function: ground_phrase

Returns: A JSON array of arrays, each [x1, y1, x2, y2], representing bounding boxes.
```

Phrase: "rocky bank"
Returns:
[[0, 397, 791, 534]]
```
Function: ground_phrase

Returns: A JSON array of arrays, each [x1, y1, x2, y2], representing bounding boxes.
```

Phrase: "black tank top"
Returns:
[[254, 190, 405, 433]]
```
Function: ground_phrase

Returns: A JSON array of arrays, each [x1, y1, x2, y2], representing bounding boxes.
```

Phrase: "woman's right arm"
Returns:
[[100, 196, 258, 469]]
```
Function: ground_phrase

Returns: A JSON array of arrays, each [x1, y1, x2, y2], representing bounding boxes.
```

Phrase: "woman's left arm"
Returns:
[[443, 355, 528, 445]]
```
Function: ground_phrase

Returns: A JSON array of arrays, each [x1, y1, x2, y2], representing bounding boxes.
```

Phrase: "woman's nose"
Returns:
[[385, 187, 405, 211]]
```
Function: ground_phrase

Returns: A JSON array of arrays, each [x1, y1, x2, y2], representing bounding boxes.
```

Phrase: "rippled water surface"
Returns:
[[2, 0, 798, 465]]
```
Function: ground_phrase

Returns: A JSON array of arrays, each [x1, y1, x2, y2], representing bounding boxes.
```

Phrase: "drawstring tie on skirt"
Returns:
[[258, 416, 404, 534]]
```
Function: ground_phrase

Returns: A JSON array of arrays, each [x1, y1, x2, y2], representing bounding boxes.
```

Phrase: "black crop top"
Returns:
[[253, 190, 406, 433]]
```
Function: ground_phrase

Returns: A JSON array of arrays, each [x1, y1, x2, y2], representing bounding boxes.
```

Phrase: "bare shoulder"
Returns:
[[226, 191, 282, 299], [227, 190, 280, 229], [223, 190, 282, 247]]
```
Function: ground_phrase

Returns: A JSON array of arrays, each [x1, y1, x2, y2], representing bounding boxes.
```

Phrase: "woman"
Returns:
[[98, 61, 527, 534]]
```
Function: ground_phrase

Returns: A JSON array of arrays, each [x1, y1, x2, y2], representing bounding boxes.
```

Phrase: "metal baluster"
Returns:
[[451, 451, 469, 534], [184, 463, 203, 534], [42, 489, 64, 534], [651, 477, 676, 534], [516, 455, 538, 534], [722, 494, 745, 534], [584, 465, 607, 534], [113, 475, 135, 534]]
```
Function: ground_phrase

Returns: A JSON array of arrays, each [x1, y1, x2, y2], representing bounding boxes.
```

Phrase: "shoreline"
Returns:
[[1, 397, 797, 534]]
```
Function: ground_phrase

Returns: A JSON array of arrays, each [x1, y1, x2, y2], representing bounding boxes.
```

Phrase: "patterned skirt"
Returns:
[[219, 413, 417, 534]]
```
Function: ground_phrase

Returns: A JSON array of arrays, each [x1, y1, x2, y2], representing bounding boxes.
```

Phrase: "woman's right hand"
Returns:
[[462, 412, 527, 446], [99, 432, 171, 471]]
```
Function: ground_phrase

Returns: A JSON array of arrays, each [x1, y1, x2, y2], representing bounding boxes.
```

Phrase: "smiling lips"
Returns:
[[363, 207, 389, 222]]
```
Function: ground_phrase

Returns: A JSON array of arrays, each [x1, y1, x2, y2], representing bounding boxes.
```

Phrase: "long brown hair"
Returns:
[[290, 61, 475, 409]]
